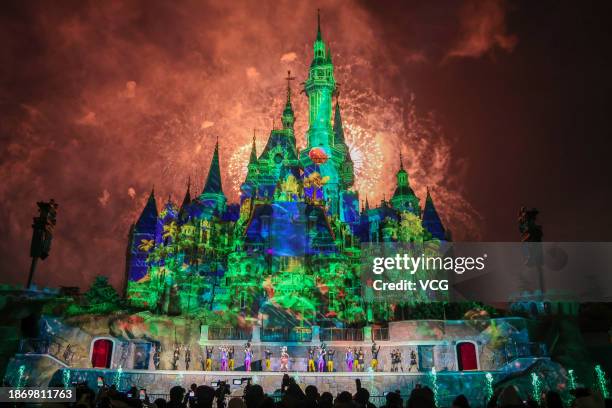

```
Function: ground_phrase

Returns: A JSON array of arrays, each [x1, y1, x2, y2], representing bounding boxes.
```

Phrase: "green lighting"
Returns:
[[595, 365, 610, 399]]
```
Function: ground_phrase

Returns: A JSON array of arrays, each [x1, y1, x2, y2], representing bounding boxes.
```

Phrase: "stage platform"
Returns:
[[4, 354, 562, 408]]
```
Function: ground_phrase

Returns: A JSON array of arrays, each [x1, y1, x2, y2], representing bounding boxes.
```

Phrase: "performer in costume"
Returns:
[[228, 346, 235, 371], [371, 343, 380, 371], [172, 344, 180, 370], [390, 349, 397, 372], [345, 347, 354, 372], [307, 347, 315, 372], [409, 349, 418, 372], [184, 346, 191, 371], [244, 343, 252, 372], [397, 349, 404, 372], [326, 348, 335, 372], [280, 346, 289, 372], [220, 346, 228, 371], [357, 347, 365, 372], [317, 344, 326, 372], [152, 343, 161, 370], [264, 347, 273, 371], [205, 346, 214, 371]]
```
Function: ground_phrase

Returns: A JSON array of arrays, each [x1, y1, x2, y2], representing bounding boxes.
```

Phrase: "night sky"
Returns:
[[1, 0, 610, 290]]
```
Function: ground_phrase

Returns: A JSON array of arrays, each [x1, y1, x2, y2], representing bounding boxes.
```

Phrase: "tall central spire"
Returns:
[[304, 9, 336, 148], [317, 8, 322, 41]]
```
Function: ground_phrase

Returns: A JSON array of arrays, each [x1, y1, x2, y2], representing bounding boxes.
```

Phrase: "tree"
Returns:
[[85, 276, 121, 306]]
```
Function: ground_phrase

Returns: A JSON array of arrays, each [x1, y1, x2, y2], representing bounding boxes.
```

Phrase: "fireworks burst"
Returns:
[[343, 123, 383, 193]]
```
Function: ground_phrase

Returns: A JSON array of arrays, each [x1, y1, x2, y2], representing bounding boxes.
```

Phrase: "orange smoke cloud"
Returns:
[[0, 0, 484, 290], [447, 0, 517, 59]]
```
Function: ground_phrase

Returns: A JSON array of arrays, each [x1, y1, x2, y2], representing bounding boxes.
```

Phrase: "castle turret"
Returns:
[[390, 152, 420, 215]]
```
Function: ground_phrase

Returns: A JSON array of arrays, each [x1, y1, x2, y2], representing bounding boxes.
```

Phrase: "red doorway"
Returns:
[[456, 342, 478, 371], [91, 339, 113, 368]]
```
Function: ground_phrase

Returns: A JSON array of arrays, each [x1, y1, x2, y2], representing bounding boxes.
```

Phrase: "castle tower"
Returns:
[[390, 152, 420, 215], [299, 10, 354, 215], [304, 10, 336, 148]]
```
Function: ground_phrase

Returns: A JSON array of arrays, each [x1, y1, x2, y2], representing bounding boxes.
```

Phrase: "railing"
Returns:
[[504, 341, 547, 361], [208, 327, 252, 341], [320, 328, 364, 342], [18, 338, 51, 354], [260, 327, 312, 342], [372, 327, 389, 341]]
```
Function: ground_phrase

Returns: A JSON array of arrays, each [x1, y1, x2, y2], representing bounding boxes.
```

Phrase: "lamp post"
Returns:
[[27, 199, 59, 289]]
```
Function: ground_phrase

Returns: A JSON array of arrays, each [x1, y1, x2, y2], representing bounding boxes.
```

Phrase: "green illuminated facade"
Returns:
[[125, 13, 447, 327]]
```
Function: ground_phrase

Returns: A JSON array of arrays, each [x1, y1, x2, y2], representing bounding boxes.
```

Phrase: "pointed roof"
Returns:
[[398, 151, 407, 174], [249, 132, 258, 165], [202, 139, 223, 194], [135, 188, 158, 230], [333, 100, 345, 145], [180, 178, 191, 210], [422, 187, 446, 240]]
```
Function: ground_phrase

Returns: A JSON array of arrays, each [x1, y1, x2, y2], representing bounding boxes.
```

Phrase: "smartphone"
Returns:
[[139, 389, 146, 401], [189, 391, 195, 397], [127, 393, 133, 398], [97, 377, 104, 388], [355, 379, 362, 390], [233, 379, 242, 385], [211, 381, 219, 387]]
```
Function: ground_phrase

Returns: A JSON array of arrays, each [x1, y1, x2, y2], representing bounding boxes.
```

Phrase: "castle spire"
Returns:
[[202, 139, 223, 194], [181, 177, 191, 209], [333, 97, 346, 145], [249, 130, 258, 165], [399, 151, 404, 171], [422, 187, 446, 240], [282, 71, 296, 130], [317, 8, 322, 41], [136, 187, 159, 229]]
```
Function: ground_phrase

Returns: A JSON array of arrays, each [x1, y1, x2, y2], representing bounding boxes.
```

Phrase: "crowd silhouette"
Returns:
[[67, 374, 609, 408]]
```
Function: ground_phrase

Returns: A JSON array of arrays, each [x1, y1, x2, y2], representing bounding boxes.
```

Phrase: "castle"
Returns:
[[125, 13, 447, 327]]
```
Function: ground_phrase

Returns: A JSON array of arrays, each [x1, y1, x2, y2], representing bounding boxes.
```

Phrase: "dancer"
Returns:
[[220, 346, 229, 371], [184, 346, 191, 371], [244, 342, 252, 372], [172, 344, 180, 370], [307, 346, 315, 372], [228, 346, 235, 371], [409, 349, 418, 372], [357, 347, 365, 372], [397, 349, 404, 372], [280, 346, 290, 372], [371, 343, 380, 371], [205, 346, 214, 371], [264, 347, 273, 371], [390, 349, 397, 372], [326, 348, 335, 372], [317, 344, 326, 372], [345, 347, 354, 372], [152, 343, 161, 370]]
